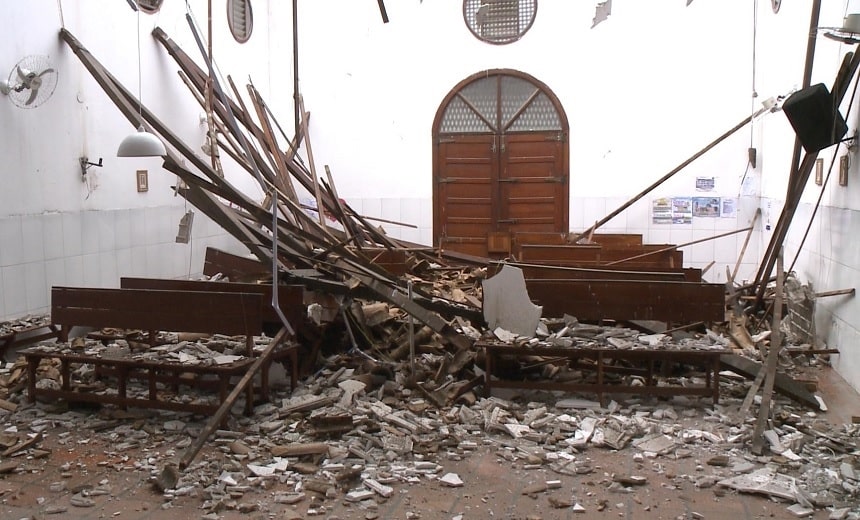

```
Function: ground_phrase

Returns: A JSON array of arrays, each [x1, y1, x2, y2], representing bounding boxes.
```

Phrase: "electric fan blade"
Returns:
[[17, 66, 35, 81], [38, 68, 55, 78], [24, 87, 39, 106]]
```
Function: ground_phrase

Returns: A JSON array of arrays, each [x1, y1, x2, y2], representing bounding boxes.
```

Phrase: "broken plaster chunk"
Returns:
[[556, 398, 601, 410], [439, 473, 464, 487], [482, 264, 542, 338], [829, 507, 849, 520], [786, 504, 814, 518], [338, 379, 366, 407], [346, 489, 376, 502], [363, 478, 393, 498], [504, 423, 533, 439], [637, 334, 666, 347]]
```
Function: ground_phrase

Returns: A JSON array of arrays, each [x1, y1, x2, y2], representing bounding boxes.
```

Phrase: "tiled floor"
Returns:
[[1, 365, 858, 520]]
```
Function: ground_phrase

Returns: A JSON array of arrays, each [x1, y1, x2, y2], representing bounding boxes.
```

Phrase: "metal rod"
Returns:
[[293, 0, 300, 140], [408, 280, 415, 375], [571, 107, 768, 243], [604, 226, 753, 266], [731, 208, 761, 283], [813, 288, 855, 298]]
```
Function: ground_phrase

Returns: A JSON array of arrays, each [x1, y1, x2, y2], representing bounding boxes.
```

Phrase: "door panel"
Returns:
[[434, 136, 496, 251], [499, 133, 567, 235]]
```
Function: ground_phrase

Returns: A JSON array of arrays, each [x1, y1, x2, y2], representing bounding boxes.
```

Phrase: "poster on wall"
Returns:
[[692, 197, 721, 217], [721, 197, 737, 218], [672, 197, 693, 224], [695, 176, 716, 191], [652, 197, 673, 224]]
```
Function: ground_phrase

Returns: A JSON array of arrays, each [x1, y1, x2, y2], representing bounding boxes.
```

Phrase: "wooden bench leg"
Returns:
[[26, 356, 38, 403], [290, 348, 298, 391], [711, 355, 720, 405], [260, 360, 270, 402], [117, 366, 128, 410], [148, 368, 157, 401], [597, 352, 605, 407], [245, 382, 254, 416], [60, 359, 71, 392], [483, 348, 493, 398]]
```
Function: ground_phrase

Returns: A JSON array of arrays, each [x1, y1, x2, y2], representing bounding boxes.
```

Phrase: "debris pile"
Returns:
[[1, 354, 858, 517]]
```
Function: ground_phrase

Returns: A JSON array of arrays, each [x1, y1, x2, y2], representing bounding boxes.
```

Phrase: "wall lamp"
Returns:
[[117, 126, 166, 157], [117, 1, 166, 158]]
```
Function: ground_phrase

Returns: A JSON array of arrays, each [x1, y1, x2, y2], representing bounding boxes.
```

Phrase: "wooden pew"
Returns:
[[518, 244, 683, 269], [24, 286, 276, 415], [119, 277, 303, 389], [524, 279, 725, 323]]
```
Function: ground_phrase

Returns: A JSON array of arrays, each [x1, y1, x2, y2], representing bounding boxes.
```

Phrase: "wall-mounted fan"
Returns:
[[0, 55, 58, 109]]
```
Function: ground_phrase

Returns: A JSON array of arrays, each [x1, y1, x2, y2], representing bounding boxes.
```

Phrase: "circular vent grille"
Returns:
[[463, 0, 537, 45], [136, 0, 163, 14]]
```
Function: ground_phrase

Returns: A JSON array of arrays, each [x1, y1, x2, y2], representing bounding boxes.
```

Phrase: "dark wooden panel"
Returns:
[[52, 287, 263, 336], [203, 247, 269, 281], [586, 234, 644, 249], [489, 264, 700, 282], [435, 136, 497, 254], [500, 133, 566, 237], [519, 244, 683, 269], [512, 231, 568, 245], [120, 278, 304, 325], [524, 279, 725, 322]]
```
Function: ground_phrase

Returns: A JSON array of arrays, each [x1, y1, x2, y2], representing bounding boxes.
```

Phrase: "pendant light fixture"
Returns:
[[117, 2, 166, 157]]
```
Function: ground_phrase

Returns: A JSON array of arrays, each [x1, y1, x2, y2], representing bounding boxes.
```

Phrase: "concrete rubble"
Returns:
[[1, 327, 858, 518]]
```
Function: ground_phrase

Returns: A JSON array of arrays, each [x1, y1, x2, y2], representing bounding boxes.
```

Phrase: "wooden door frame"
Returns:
[[432, 69, 570, 251]]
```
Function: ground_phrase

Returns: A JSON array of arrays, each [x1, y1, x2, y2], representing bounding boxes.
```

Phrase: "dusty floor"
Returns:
[[0, 365, 858, 520]]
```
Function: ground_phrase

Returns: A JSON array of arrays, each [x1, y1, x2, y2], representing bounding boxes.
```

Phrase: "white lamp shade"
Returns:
[[117, 126, 167, 157]]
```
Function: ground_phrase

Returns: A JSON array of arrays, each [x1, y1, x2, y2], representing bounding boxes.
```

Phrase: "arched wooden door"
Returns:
[[432, 69, 569, 258]]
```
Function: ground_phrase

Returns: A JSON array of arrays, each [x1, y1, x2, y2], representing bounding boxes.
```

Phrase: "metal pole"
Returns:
[[293, 0, 300, 140], [408, 280, 415, 375]]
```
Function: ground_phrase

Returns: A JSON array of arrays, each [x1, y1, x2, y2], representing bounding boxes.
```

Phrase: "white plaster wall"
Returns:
[[0, 0, 287, 320], [2, 0, 860, 388]]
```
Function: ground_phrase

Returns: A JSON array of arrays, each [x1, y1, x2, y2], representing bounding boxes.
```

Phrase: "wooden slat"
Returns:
[[51, 287, 263, 337], [119, 277, 304, 326], [524, 279, 725, 322]]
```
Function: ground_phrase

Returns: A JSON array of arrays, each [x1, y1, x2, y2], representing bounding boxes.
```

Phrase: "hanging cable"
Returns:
[[750, 0, 759, 149]]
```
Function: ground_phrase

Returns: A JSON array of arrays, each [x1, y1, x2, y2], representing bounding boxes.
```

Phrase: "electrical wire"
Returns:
[[56, 0, 65, 28], [750, 0, 758, 149]]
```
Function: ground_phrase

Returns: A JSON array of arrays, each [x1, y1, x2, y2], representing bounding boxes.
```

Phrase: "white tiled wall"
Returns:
[[0, 207, 242, 321], [345, 197, 434, 247], [569, 195, 762, 284]]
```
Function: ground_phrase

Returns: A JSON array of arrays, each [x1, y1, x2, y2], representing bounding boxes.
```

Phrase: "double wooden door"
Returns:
[[433, 70, 569, 257]]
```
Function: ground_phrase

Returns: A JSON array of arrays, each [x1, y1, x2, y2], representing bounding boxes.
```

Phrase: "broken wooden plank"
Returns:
[[752, 250, 784, 455], [2, 433, 42, 457], [719, 354, 820, 410], [270, 442, 330, 457], [179, 327, 289, 469], [813, 288, 855, 298]]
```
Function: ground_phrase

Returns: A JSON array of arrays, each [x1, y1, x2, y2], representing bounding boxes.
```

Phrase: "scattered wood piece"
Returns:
[[270, 442, 330, 458], [2, 433, 42, 457]]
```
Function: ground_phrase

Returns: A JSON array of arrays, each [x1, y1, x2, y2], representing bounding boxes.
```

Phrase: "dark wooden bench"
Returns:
[[23, 286, 272, 415], [524, 278, 726, 323], [518, 244, 683, 269], [119, 277, 302, 389], [481, 341, 729, 406]]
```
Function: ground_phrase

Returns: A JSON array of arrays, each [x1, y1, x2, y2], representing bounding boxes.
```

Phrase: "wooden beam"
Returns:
[[179, 327, 289, 469], [570, 107, 768, 243], [752, 249, 784, 455]]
